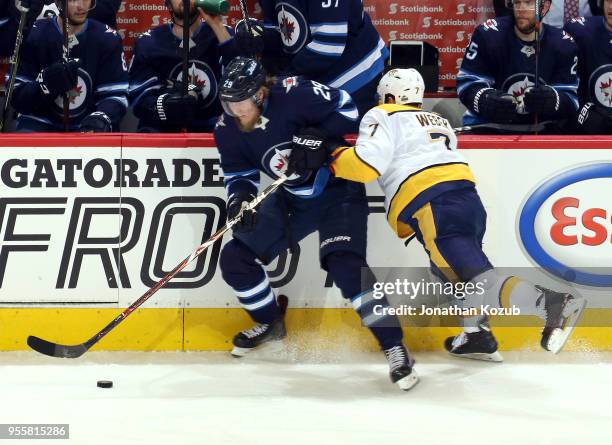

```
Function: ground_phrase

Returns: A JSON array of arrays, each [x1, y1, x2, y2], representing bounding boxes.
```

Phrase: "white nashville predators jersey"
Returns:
[[330, 104, 476, 237]]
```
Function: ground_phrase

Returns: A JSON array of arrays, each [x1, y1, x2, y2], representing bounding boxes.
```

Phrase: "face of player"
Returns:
[[169, 0, 198, 26], [512, 0, 551, 34], [226, 91, 264, 132], [604, 0, 612, 28], [67, 0, 92, 26]]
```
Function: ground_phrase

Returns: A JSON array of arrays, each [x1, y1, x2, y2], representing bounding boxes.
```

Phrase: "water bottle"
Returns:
[[193, 0, 229, 15]]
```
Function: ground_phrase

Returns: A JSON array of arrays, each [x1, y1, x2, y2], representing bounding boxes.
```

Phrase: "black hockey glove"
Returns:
[[476, 89, 519, 123], [79, 111, 113, 133], [37, 59, 79, 98], [288, 127, 330, 176], [235, 18, 265, 56], [577, 102, 612, 134], [524, 86, 561, 116], [227, 193, 257, 233], [156, 91, 198, 126]]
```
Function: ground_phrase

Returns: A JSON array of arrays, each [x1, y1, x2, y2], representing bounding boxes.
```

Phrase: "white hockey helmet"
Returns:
[[377, 68, 425, 106]]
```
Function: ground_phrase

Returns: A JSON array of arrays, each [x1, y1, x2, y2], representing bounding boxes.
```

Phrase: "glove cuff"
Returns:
[[157, 94, 168, 121]]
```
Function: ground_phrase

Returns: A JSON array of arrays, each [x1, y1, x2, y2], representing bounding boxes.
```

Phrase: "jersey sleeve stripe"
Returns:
[[128, 77, 160, 94], [328, 39, 387, 92], [309, 22, 348, 36], [306, 41, 345, 56]]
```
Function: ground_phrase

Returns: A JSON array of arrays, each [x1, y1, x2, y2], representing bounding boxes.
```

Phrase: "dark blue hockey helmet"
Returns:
[[219, 57, 266, 103]]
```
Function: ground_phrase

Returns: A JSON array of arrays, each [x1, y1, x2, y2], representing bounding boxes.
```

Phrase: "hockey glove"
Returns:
[[79, 111, 113, 133], [476, 89, 519, 123], [577, 102, 612, 134], [524, 86, 561, 116], [227, 193, 257, 233], [288, 127, 330, 176], [235, 18, 265, 56], [156, 91, 198, 126], [37, 60, 79, 98]]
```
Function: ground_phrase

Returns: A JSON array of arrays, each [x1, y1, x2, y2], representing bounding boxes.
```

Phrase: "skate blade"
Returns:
[[231, 339, 285, 358], [545, 297, 587, 354], [448, 351, 504, 363], [396, 371, 420, 391]]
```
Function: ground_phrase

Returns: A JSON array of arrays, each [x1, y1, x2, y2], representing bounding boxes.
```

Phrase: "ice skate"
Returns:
[[537, 286, 586, 354], [444, 325, 504, 362], [383, 344, 419, 391], [231, 295, 288, 357]]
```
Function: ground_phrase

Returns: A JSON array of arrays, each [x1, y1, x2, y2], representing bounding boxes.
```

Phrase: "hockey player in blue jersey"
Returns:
[[457, 0, 580, 133], [235, 0, 388, 117], [0, 0, 120, 57], [129, 0, 239, 133], [214, 57, 418, 391], [9, 0, 128, 132], [564, 3, 612, 134]]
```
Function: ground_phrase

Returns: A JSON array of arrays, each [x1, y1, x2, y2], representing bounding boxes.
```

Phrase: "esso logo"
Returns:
[[519, 163, 612, 286]]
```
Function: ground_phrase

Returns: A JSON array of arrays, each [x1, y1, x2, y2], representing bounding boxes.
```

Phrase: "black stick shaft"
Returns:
[[62, 0, 69, 131], [182, 0, 190, 97]]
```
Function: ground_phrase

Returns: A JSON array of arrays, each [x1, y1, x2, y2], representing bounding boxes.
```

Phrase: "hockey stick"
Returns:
[[453, 120, 550, 134], [61, 0, 70, 131], [533, 0, 542, 135], [27, 174, 289, 358], [181, 0, 190, 97], [0, 1, 28, 133], [238, 0, 252, 34]]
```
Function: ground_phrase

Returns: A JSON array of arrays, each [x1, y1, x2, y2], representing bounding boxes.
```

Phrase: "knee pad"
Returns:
[[219, 239, 263, 287]]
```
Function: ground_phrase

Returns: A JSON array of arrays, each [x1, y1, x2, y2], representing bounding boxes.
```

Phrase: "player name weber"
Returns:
[[373, 304, 522, 316]]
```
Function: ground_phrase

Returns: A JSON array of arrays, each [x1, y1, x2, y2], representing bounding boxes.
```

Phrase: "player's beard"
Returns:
[[235, 113, 261, 133], [171, 4, 199, 26]]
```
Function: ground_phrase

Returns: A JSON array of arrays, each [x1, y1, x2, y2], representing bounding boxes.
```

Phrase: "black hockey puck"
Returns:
[[97, 380, 113, 388]]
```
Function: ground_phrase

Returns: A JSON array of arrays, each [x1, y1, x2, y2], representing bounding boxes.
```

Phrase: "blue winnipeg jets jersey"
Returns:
[[0, 0, 120, 57], [564, 16, 612, 112], [261, 0, 388, 94], [129, 23, 239, 131], [10, 17, 128, 130], [214, 76, 359, 200], [0, 0, 16, 57], [457, 16, 579, 125]]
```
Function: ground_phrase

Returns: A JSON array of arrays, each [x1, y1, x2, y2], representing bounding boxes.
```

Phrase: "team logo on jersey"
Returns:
[[52, 68, 91, 118], [275, 2, 307, 54], [482, 19, 498, 32], [589, 65, 612, 108], [520, 45, 535, 58], [169, 60, 217, 107], [503, 74, 536, 114], [262, 142, 311, 185], [282, 76, 299, 93]]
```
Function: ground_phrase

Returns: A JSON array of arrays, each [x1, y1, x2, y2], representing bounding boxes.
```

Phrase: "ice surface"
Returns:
[[1, 350, 611, 445]]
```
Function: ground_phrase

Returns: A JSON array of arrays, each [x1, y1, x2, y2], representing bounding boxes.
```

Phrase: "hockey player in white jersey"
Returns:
[[289, 68, 586, 361]]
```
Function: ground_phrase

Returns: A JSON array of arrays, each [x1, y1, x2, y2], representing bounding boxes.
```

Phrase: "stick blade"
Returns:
[[27, 335, 88, 359]]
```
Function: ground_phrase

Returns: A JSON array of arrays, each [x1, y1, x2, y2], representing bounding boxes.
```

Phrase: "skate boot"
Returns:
[[537, 286, 586, 354], [383, 344, 419, 391], [444, 325, 503, 362], [231, 295, 288, 357]]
